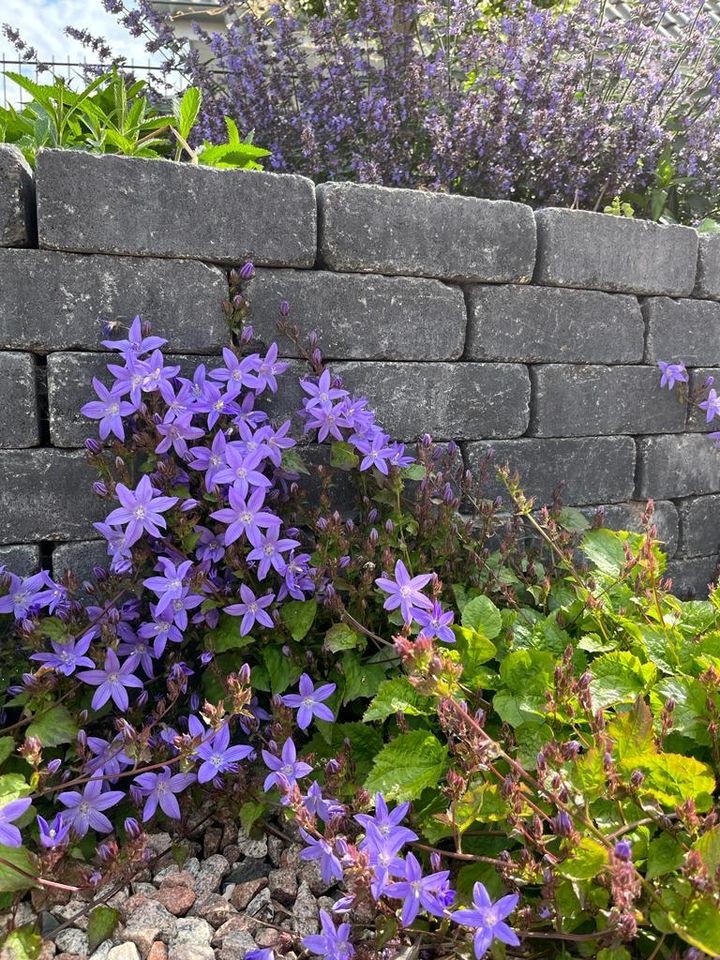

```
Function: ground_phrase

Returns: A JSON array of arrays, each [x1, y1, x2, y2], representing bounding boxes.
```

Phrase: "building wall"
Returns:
[[1, 145, 719, 594]]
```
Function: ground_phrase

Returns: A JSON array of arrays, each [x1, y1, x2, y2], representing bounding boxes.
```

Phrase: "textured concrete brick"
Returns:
[[0, 450, 106, 543], [47, 352, 221, 447], [693, 234, 720, 300], [317, 182, 536, 282], [534, 208, 697, 296], [0, 352, 39, 447], [36, 149, 316, 266], [637, 434, 720, 498], [581, 500, 679, 557], [529, 365, 686, 437], [644, 298, 720, 366], [677, 495, 720, 557], [686, 367, 720, 432], [246, 269, 466, 360], [465, 284, 644, 363], [0, 249, 228, 353], [0, 145, 35, 247], [465, 437, 636, 506], [0, 544, 40, 575], [52, 540, 107, 582], [665, 555, 718, 598]]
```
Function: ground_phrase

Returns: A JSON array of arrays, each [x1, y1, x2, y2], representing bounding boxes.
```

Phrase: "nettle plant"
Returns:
[[0, 283, 720, 959]]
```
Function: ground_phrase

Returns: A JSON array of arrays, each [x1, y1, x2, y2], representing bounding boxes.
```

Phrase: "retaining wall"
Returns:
[[1, 145, 719, 594]]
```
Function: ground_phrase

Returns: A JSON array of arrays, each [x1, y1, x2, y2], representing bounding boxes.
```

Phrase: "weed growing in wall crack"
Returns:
[[0, 289, 719, 957]]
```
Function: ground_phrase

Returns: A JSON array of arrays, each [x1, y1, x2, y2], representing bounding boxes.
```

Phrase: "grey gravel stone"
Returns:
[[54, 929, 89, 955], [291, 880, 319, 937], [170, 917, 213, 948], [465, 284, 644, 363], [246, 268, 466, 360], [235, 827, 268, 860], [218, 932, 258, 960], [192, 893, 236, 928], [529, 365, 687, 437], [693, 233, 720, 300], [120, 897, 178, 956], [0, 449, 105, 543], [317, 181, 536, 282], [677, 496, 720, 557], [644, 298, 720, 366], [245, 887, 273, 920], [0, 543, 40, 575], [268, 867, 298, 907], [169, 946, 215, 960], [665, 555, 719, 597], [637, 434, 720, 498], [89, 941, 114, 960], [106, 945, 141, 960], [534, 208, 698, 296], [465, 437, 637, 506], [0, 248, 227, 353], [0, 144, 35, 246], [51, 540, 107, 582], [37, 149, 316, 267], [0, 352, 39, 447]]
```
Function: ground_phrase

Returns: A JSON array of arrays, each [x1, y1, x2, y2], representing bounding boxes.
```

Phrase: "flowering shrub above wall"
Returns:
[[1, 282, 720, 957]]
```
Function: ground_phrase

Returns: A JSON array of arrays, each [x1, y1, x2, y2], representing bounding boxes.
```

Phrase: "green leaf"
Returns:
[[455, 781, 511, 830], [87, 905, 119, 954], [281, 447, 310, 476], [324, 623, 363, 653], [646, 834, 684, 879], [365, 730, 448, 802], [363, 677, 435, 721], [400, 463, 426, 482], [499, 649, 554, 694], [208, 613, 255, 653], [305, 722, 383, 782], [606, 698, 654, 760], [0, 846, 37, 893], [0, 775, 31, 806], [461, 596, 502, 639], [175, 86, 201, 140], [262, 645, 302, 695], [558, 837, 609, 880], [342, 651, 388, 704], [36, 617, 66, 642], [581, 528, 630, 576], [329, 441, 359, 470], [239, 800, 267, 835], [453, 627, 497, 685], [557, 506, 591, 533], [672, 897, 720, 955], [622, 753, 715, 811], [0, 926, 42, 959], [589, 652, 655, 709], [281, 599, 317, 642], [26, 703, 77, 747], [0, 738, 15, 766], [693, 825, 720, 875]]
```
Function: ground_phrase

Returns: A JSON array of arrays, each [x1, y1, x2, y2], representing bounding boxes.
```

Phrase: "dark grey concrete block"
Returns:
[[534, 208, 697, 296], [47, 352, 222, 447], [529, 365, 687, 437], [52, 540, 107, 582], [637, 434, 720, 499], [0, 449, 106, 543], [0, 543, 40, 575], [677, 495, 720, 557], [693, 234, 720, 301], [246, 269, 466, 360], [0, 145, 36, 247], [581, 500, 679, 557], [465, 284, 644, 364], [0, 249, 228, 353], [644, 297, 720, 366], [0, 352, 39, 447], [465, 436, 636, 506], [665, 555, 718, 598], [317, 182, 536, 282], [36, 149, 316, 267]]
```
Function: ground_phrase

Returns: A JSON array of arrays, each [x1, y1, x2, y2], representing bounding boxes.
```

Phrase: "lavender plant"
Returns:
[[51, 0, 720, 222], [1, 290, 720, 958]]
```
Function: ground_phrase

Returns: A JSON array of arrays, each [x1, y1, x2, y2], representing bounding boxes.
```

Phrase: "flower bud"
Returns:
[[279, 300, 290, 317], [421, 433, 432, 448], [124, 817, 142, 840], [551, 811, 573, 837], [385, 519, 394, 534], [47, 758, 62, 775], [85, 438, 102, 454], [92, 481, 108, 498], [239, 261, 255, 280], [614, 839, 632, 861], [369, 528, 379, 545]]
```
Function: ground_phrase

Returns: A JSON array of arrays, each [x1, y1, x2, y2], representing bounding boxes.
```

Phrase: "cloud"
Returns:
[[0, 0, 162, 69]]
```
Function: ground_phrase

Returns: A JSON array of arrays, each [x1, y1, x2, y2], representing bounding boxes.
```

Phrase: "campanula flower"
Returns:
[[452, 882, 520, 959], [247, 529, 301, 579], [77, 648, 144, 712], [57, 779, 124, 837], [414, 602, 455, 643], [375, 559, 434, 623], [0, 797, 31, 847], [262, 738, 313, 793], [303, 910, 354, 960], [282, 673, 336, 729], [104, 475, 178, 546], [211, 487, 280, 546], [224, 584, 275, 635], [30, 634, 95, 676], [700, 387, 720, 422], [657, 360, 688, 390], [299, 829, 344, 884], [387, 851, 452, 926], [37, 813, 71, 850], [191, 721, 254, 783], [133, 766, 196, 821]]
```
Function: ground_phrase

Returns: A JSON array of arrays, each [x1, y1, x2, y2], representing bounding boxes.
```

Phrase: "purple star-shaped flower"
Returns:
[[387, 851, 451, 927], [224, 584, 275, 636], [0, 797, 31, 847], [247, 529, 301, 580], [104, 475, 178, 547], [452, 882, 520, 960], [189, 429, 228, 491], [81, 377, 136, 441], [210, 346, 260, 390], [37, 813, 71, 850], [302, 910, 355, 960], [57, 778, 124, 837], [143, 558, 194, 616], [353, 428, 395, 475], [155, 412, 205, 458], [190, 719, 254, 783], [414, 602, 455, 643], [282, 674, 336, 730], [102, 315, 167, 356], [375, 559, 434, 623], [133, 766, 196, 821], [77, 648, 144, 712], [657, 360, 688, 391], [30, 634, 95, 676], [211, 487, 280, 547], [0, 572, 47, 619], [700, 387, 720, 422], [262, 738, 313, 793], [299, 829, 344, 884]]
